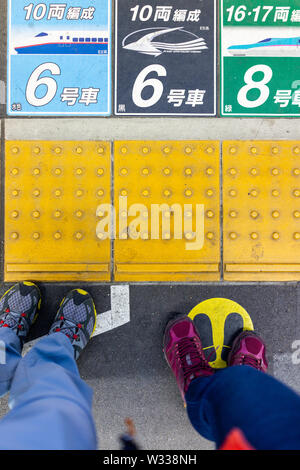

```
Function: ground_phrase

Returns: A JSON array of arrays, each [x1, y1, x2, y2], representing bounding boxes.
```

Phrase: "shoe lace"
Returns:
[[0, 309, 27, 332], [53, 316, 82, 341], [176, 337, 211, 379], [240, 355, 262, 369]]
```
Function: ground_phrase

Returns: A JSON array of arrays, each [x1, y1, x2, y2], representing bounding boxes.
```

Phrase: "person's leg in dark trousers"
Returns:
[[186, 366, 300, 449], [164, 315, 300, 450]]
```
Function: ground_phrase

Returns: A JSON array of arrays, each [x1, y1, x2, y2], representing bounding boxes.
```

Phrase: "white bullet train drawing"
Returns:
[[122, 27, 208, 57], [228, 36, 300, 56], [14, 31, 109, 54]]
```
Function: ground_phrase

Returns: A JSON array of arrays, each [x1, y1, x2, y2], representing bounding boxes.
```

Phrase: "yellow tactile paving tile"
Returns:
[[5, 141, 111, 281], [113, 141, 220, 281], [223, 141, 300, 281]]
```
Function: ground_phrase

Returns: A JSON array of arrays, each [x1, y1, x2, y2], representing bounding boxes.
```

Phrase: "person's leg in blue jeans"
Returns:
[[164, 315, 300, 450], [0, 283, 97, 450]]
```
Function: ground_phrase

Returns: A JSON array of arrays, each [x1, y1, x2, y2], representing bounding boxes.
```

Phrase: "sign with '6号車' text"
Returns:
[[221, 0, 300, 117], [7, 0, 111, 115], [115, 0, 216, 116]]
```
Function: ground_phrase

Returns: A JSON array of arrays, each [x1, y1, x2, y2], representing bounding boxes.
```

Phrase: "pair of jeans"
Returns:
[[0, 328, 97, 449], [186, 365, 300, 449]]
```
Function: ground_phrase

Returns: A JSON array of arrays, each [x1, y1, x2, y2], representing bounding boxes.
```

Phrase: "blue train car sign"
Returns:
[[7, 0, 111, 115]]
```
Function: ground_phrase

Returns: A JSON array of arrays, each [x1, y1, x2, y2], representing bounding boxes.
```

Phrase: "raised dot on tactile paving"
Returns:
[[229, 146, 237, 154], [32, 210, 40, 219], [75, 146, 83, 154], [229, 189, 237, 197], [120, 168, 128, 176], [54, 168, 62, 176], [206, 167, 214, 176], [271, 146, 279, 155], [75, 210, 84, 218], [97, 146, 105, 155], [162, 146, 171, 155], [293, 146, 300, 155], [272, 210, 280, 219], [229, 168, 237, 176], [250, 146, 258, 155], [250, 232, 258, 240], [11, 210, 19, 219], [163, 167, 171, 176], [206, 189, 214, 197], [32, 232, 40, 240], [163, 189, 171, 197], [205, 146, 214, 154], [250, 168, 258, 176], [250, 189, 258, 197], [10, 232, 19, 240], [141, 167, 150, 176], [271, 168, 280, 176], [76, 189, 84, 197], [120, 189, 128, 196], [12, 190, 19, 197], [54, 189, 62, 197], [272, 232, 280, 240], [250, 210, 259, 219], [272, 189, 279, 197], [11, 146, 19, 154], [11, 168, 19, 176], [294, 211, 300, 218], [206, 210, 214, 218], [185, 146, 192, 154], [75, 232, 83, 240], [33, 168, 40, 176], [294, 232, 300, 240], [33, 146, 40, 154], [97, 189, 104, 197], [184, 189, 192, 197], [229, 210, 237, 218], [229, 232, 237, 240], [97, 168, 104, 176], [76, 168, 84, 176], [293, 168, 300, 176], [142, 146, 150, 154], [294, 189, 300, 197], [185, 168, 192, 176], [206, 232, 214, 240], [120, 146, 128, 154], [54, 232, 62, 240], [54, 210, 62, 218]]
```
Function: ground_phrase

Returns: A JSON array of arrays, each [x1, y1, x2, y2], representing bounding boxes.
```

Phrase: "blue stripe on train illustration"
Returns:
[[228, 37, 300, 56], [14, 31, 109, 54]]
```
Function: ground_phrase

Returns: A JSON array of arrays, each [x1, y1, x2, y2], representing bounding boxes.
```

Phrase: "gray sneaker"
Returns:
[[0, 282, 41, 343], [49, 289, 97, 359]]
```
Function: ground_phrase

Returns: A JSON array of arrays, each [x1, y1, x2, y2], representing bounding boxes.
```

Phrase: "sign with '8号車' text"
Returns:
[[115, 0, 216, 116], [221, 0, 300, 117], [7, 0, 111, 115]]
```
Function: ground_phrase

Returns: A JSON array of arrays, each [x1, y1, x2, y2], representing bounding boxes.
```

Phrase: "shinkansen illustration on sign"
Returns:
[[228, 36, 300, 56], [14, 31, 109, 54], [115, 0, 216, 116], [7, 0, 111, 116]]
